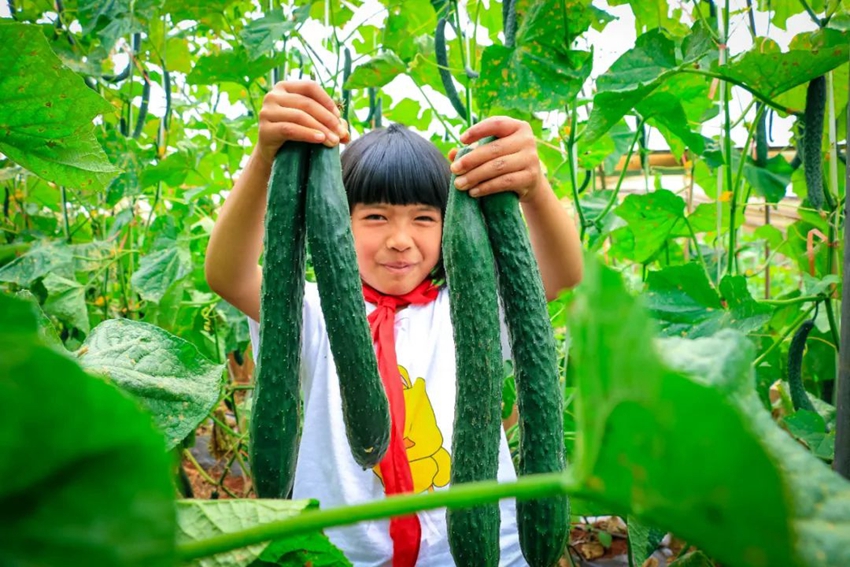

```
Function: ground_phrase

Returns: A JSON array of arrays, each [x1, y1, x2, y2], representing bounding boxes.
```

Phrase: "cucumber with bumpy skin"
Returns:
[[480, 153, 569, 567], [444, 143, 503, 567], [788, 319, 817, 414], [305, 145, 390, 469], [803, 76, 826, 210], [250, 142, 310, 498]]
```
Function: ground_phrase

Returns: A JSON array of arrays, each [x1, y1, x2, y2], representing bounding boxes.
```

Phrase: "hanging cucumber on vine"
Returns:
[[802, 76, 827, 210], [435, 16, 469, 121]]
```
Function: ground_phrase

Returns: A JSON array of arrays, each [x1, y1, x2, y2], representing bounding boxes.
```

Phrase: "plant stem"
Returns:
[[412, 81, 461, 145], [678, 69, 798, 116], [60, 186, 71, 243], [566, 100, 587, 241], [752, 304, 816, 367], [684, 218, 714, 288], [798, 0, 823, 26], [758, 295, 822, 307], [834, 58, 850, 477], [594, 119, 644, 228], [177, 472, 576, 561], [183, 449, 238, 498]]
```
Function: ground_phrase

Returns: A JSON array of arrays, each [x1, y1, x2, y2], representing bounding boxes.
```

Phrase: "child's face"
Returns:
[[350, 202, 443, 295]]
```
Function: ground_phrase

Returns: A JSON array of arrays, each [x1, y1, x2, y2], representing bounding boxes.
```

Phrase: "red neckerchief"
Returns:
[[362, 278, 441, 567]]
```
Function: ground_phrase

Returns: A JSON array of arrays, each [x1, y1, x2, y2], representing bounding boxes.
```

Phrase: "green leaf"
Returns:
[[176, 499, 351, 567], [0, 292, 175, 567], [645, 263, 772, 338], [0, 23, 120, 191], [716, 30, 849, 113], [79, 318, 224, 449], [581, 23, 713, 144], [607, 0, 690, 36], [613, 189, 686, 263], [131, 247, 191, 303], [240, 12, 298, 61], [627, 516, 665, 566], [784, 410, 834, 461], [568, 259, 797, 567], [15, 289, 64, 350], [188, 48, 287, 86], [476, 0, 594, 113], [383, 1, 437, 62], [384, 98, 433, 130], [343, 51, 407, 90], [42, 272, 90, 333], [743, 153, 794, 203], [0, 241, 74, 286], [687, 201, 746, 234]]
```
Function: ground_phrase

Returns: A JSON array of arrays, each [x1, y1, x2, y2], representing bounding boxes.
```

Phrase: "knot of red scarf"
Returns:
[[362, 278, 441, 567]]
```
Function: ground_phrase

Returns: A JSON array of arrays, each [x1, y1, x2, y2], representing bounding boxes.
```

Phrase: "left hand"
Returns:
[[448, 116, 543, 203]]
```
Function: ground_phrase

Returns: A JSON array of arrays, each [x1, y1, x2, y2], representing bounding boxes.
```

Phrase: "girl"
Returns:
[[205, 80, 583, 566]]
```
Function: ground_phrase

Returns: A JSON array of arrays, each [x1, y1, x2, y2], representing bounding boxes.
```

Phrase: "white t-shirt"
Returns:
[[249, 282, 527, 567]]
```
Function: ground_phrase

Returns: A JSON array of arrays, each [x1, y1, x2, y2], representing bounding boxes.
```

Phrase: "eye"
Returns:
[[416, 215, 439, 222], [364, 214, 386, 221]]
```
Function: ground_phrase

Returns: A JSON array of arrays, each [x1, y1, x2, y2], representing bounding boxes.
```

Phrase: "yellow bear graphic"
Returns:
[[373, 366, 451, 493]]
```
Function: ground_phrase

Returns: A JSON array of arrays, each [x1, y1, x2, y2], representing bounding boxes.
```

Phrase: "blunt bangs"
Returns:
[[340, 123, 451, 215]]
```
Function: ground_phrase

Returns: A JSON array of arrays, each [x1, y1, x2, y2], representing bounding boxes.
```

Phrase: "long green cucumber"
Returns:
[[788, 319, 817, 414], [480, 179, 569, 566], [250, 142, 310, 498], [305, 145, 390, 469], [444, 144, 503, 567], [803, 76, 826, 210]]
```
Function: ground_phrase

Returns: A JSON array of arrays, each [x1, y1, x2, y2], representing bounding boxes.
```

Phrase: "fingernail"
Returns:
[[470, 189, 480, 197], [454, 176, 467, 189], [337, 125, 347, 137], [328, 133, 340, 144], [334, 106, 341, 117], [314, 132, 326, 141], [450, 162, 462, 174]]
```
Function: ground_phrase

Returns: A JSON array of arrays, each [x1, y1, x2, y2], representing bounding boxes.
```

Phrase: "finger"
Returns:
[[283, 80, 341, 118], [459, 116, 523, 145], [448, 148, 459, 162], [450, 136, 524, 176], [466, 170, 536, 199], [261, 107, 341, 146], [264, 93, 345, 140], [453, 151, 527, 191]]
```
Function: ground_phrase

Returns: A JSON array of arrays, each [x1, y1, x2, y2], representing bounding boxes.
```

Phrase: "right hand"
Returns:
[[256, 80, 351, 165]]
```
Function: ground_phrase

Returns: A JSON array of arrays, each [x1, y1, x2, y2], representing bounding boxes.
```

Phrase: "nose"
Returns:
[[386, 223, 413, 252]]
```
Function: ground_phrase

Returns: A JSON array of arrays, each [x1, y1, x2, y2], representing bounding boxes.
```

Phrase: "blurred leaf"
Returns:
[[240, 12, 298, 61], [79, 318, 224, 449], [384, 0, 437, 62], [0, 293, 175, 567], [176, 499, 351, 567], [343, 51, 407, 89], [131, 247, 192, 303], [0, 242, 74, 286], [627, 516, 665, 566], [569, 258, 796, 566], [42, 273, 90, 333], [188, 47, 287, 86], [688, 201, 746, 233], [0, 22, 120, 191]]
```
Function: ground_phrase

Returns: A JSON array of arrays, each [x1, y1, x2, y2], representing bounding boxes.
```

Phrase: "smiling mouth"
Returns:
[[383, 263, 414, 274]]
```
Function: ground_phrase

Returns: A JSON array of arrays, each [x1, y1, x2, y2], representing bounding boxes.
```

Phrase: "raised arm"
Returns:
[[447, 117, 583, 301], [205, 80, 349, 321]]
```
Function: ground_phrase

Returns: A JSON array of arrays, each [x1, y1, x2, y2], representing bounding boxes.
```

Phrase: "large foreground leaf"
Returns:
[[0, 22, 119, 190], [0, 293, 175, 566], [567, 257, 850, 566], [79, 318, 224, 449], [177, 500, 352, 567]]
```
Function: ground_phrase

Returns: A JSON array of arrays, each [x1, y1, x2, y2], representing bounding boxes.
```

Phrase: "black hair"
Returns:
[[340, 123, 451, 215], [340, 123, 451, 283]]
